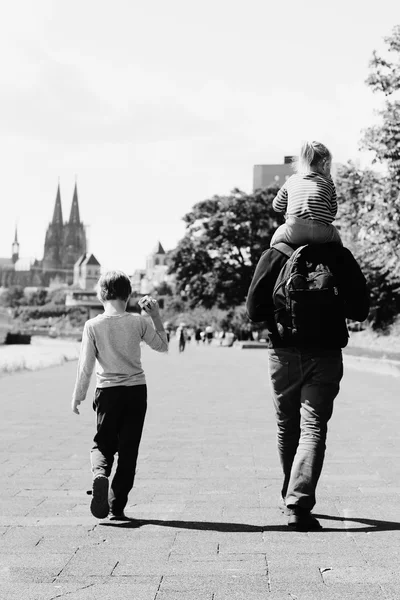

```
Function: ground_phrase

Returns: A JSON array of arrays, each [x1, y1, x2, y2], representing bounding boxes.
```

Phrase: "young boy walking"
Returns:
[[71, 271, 168, 520]]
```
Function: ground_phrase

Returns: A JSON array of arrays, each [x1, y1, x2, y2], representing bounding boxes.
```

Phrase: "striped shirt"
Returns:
[[272, 172, 337, 225]]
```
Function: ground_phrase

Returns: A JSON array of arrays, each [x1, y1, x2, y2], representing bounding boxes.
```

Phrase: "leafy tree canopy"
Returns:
[[168, 187, 283, 308], [361, 24, 400, 183], [335, 162, 400, 330]]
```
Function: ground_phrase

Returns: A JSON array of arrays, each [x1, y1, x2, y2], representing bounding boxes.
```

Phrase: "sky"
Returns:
[[1, 0, 399, 274]]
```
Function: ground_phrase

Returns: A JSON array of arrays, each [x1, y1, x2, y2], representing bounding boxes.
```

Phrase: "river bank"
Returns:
[[0, 336, 81, 376]]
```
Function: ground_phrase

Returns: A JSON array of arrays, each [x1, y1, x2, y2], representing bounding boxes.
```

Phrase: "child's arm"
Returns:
[[330, 180, 338, 218], [140, 297, 169, 352], [71, 323, 96, 414], [272, 184, 288, 213]]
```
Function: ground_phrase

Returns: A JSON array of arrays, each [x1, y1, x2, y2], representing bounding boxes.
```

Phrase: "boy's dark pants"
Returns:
[[91, 384, 147, 515]]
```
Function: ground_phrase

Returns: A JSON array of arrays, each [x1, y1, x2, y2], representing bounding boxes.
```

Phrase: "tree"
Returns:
[[1, 286, 26, 308], [358, 25, 400, 286], [334, 25, 400, 329], [154, 281, 173, 296], [362, 25, 400, 183], [335, 160, 400, 330], [168, 187, 284, 308], [335, 161, 382, 248], [25, 288, 48, 306]]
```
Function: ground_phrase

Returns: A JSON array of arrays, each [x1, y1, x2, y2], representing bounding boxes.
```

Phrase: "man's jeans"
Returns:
[[268, 347, 343, 510], [91, 384, 147, 515]]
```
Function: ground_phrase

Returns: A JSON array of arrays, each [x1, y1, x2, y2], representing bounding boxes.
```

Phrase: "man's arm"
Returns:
[[71, 323, 96, 414], [337, 247, 370, 322], [246, 248, 288, 323]]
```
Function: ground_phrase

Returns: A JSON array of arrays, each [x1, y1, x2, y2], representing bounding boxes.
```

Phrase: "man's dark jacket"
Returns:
[[246, 243, 370, 349]]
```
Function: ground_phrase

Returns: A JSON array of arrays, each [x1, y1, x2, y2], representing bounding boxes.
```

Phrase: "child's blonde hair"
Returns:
[[96, 270, 132, 302], [295, 141, 332, 173]]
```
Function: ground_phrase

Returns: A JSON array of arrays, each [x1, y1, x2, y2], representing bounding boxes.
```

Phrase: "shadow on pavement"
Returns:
[[100, 514, 400, 533], [313, 513, 400, 532]]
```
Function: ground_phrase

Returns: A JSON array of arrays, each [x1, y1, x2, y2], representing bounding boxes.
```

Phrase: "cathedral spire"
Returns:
[[69, 182, 81, 224], [52, 184, 63, 225], [12, 223, 20, 264]]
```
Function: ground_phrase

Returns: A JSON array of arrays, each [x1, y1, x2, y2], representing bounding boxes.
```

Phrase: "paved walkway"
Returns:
[[1, 341, 400, 599]]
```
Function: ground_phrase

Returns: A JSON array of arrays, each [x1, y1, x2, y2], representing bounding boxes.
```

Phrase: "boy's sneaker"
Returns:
[[287, 506, 322, 531], [90, 475, 109, 519]]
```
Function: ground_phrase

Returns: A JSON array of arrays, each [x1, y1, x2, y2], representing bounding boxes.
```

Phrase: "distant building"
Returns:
[[253, 155, 338, 191], [42, 183, 86, 285], [0, 183, 87, 288], [0, 226, 41, 287], [65, 252, 102, 318], [131, 241, 175, 295], [253, 156, 296, 191], [73, 253, 101, 291]]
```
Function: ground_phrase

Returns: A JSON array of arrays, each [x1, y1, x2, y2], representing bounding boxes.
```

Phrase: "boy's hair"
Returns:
[[295, 141, 332, 173], [96, 270, 132, 302]]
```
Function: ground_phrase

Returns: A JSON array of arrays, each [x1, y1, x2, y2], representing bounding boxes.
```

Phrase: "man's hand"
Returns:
[[72, 398, 82, 415]]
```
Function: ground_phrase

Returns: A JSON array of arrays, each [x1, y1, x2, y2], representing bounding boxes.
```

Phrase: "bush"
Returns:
[[48, 288, 68, 305], [15, 303, 68, 321]]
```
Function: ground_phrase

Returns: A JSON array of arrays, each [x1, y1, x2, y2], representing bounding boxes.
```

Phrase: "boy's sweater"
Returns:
[[72, 312, 168, 403]]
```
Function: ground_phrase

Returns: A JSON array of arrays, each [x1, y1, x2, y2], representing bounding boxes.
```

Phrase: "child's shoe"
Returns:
[[90, 474, 109, 519]]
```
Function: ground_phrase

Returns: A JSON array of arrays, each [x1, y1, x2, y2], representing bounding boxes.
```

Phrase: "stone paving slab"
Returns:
[[1, 344, 400, 598], [0, 581, 162, 600]]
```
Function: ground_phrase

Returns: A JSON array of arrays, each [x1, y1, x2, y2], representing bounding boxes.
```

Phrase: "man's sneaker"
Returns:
[[287, 506, 322, 531], [279, 496, 290, 515], [90, 475, 109, 519], [108, 512, 131, 521]]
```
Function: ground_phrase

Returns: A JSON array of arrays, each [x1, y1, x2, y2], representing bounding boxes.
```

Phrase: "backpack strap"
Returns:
[[273, 242, 296, 259]]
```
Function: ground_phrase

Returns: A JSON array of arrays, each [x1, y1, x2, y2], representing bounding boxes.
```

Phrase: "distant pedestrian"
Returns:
[[205, 325, 214, 344], [176, 323, 187, 352], [71, 272, 168, 520], [270, 141, 342, 248], [195, 328, 202, 344], [247, 243, 369, 530], [164, 323, 171, 343]]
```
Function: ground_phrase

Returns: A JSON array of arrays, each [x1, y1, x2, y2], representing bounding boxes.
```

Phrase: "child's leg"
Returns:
[[271, 217, 315, 247], [91, 388, 121, 478], [109, 384, 147, 515], [90, 387, 125, 519], [311, 222, 342, 245], [270, 224, 290, 246]]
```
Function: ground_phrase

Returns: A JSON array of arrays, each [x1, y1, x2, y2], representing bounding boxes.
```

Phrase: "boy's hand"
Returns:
[[139, 295, 160, 317], [72, 398, 81, 415]]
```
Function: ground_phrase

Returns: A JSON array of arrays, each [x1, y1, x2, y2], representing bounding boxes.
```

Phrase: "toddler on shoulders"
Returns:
[[270, 141, 342, 247]]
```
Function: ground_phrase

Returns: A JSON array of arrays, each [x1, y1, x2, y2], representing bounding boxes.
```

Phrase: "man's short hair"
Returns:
[[96, 271, 132, 302]]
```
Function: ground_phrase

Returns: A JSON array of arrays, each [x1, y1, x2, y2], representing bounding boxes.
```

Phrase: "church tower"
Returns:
[[143, 241, 170, 291], [62, 183, 86, 282], [146, 241, 167, 271], [42, 184, 64, 274], [11, 225, 19, 264]]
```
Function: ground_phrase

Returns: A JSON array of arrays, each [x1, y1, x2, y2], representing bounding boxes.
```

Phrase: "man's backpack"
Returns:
[[272, 243, 345, 345]]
